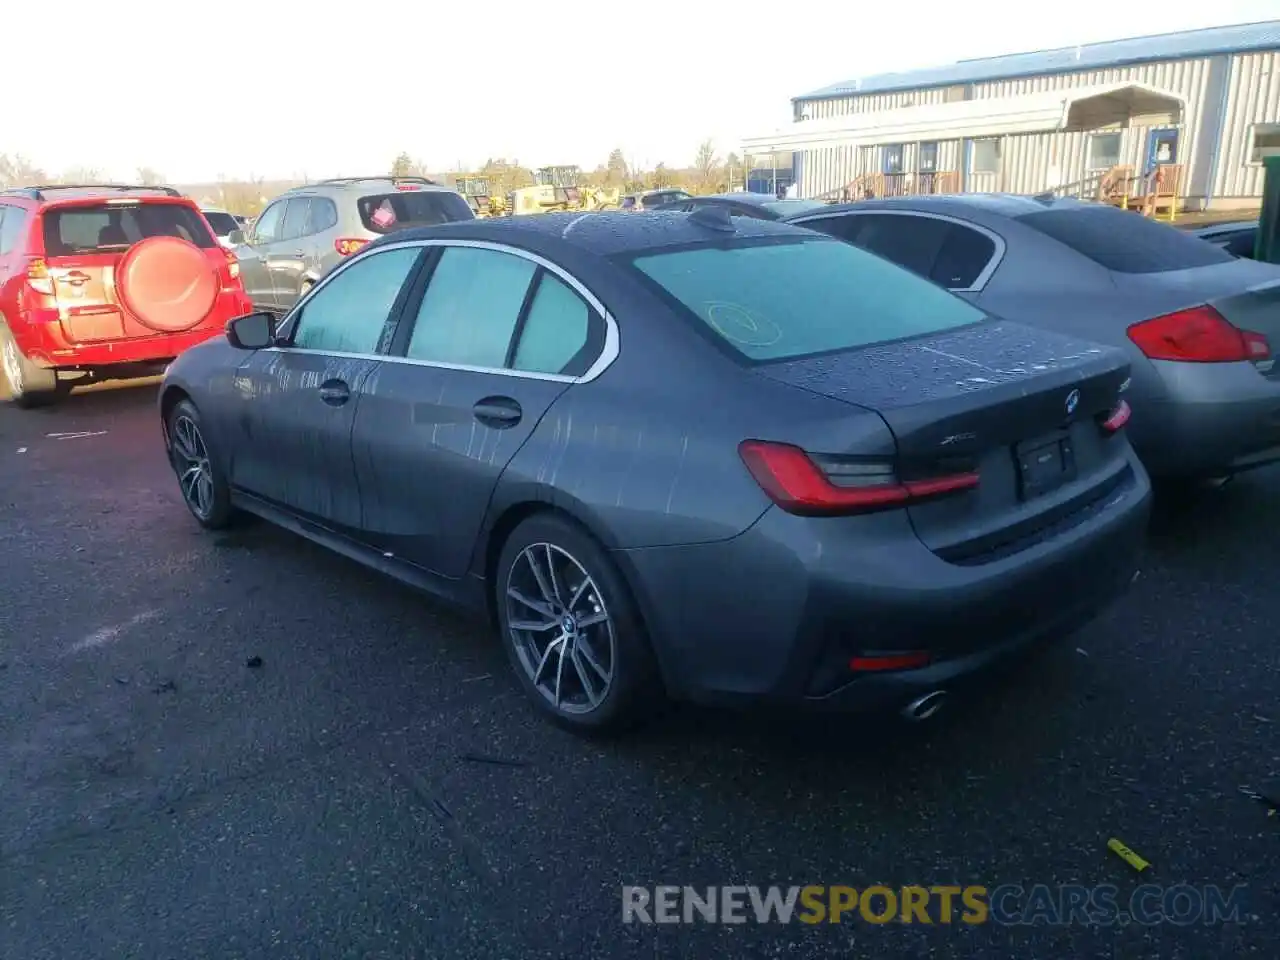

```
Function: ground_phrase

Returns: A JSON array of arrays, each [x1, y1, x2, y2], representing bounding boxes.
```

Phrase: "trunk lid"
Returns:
[[1118, 259, 1280, 378], [755, 320, 1133, 558]]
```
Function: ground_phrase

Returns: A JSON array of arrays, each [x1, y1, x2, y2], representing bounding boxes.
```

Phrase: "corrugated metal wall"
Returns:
[[1214, 51, 1280, 198], [790, 54, 1280, 201]]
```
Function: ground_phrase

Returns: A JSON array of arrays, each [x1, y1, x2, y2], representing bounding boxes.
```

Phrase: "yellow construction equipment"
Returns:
[[507, 166, 620, 216], [452, 175, 506, 218]]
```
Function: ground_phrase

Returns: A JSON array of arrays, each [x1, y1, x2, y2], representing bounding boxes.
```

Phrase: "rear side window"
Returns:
[[0, 206, 27, 254], [1018, 206, 1233, 273], [307, 198, 338, 234], [280, 198, 312, 240], [512, 274, 593, 375], [805, 213, 996, 289], [630, 237, 984, 364], [357, 191, 474, 234], [42, 203, 215, 256]]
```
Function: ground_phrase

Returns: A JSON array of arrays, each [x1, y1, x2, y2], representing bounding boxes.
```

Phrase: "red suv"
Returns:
[[0, 184, 253, 407]]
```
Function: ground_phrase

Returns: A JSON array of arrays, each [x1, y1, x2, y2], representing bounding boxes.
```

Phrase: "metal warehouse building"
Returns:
[[743, 20, 1280, 209]]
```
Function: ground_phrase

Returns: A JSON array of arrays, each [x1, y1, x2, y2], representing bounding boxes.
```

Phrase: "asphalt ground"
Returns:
[[1, 381, 1277, 959]]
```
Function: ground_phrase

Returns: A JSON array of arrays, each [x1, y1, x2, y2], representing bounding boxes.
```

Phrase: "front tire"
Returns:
[[166, 398, 235, 529], [495, 513, 661, 734], [1, 324, 61, 408]]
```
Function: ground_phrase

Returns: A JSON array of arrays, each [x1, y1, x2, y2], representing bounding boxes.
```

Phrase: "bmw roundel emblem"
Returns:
[[1065, 388, 1081, 416]]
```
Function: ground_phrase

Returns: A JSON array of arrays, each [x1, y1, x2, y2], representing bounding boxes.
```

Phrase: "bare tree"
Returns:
[[694, 139, 721, 194], [60, 166, 104, 185], [0, 153, 49, 187], [136, 166, 166, 186]]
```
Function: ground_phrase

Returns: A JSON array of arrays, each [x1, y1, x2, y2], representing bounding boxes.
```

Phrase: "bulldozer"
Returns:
[[452, 175, 506, 218], [507, 165, 620, 216]]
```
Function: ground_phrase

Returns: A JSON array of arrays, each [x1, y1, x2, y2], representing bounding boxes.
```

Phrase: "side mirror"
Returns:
[[227, 228, 246, 245], [226, 312, 277, 350]]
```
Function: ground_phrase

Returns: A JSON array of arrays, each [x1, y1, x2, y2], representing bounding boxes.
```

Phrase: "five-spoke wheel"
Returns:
[[166, 398, 234, 529]]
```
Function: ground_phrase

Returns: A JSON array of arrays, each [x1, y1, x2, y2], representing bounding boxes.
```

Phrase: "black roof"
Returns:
[[366, 210, 809, 258]]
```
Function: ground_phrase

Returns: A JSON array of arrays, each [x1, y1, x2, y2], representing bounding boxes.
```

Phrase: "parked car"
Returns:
[[1187, 220, 1256, 260], [619, 189, 691, 211], [786, 196, 1280, 480], [232, 176, 474, 316], [649, 191, 830, 220], [0, 183, 252, 407], [201, 207, 242, 249], [160, 210, 1148, 733]]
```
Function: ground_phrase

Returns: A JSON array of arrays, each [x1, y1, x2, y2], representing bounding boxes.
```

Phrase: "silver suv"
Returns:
[[231, 177, 474, 315]]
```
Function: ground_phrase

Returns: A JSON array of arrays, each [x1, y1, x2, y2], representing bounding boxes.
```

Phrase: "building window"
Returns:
[[1249, 123, 1280, 163], [971, 139, 1000, 174], [1088, 132, 1122, 171], [918, 142, 939, 173], [883, 144, 905, 175]]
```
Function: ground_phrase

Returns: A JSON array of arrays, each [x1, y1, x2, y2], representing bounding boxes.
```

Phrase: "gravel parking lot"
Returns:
[[1, 383, 1277, 959]]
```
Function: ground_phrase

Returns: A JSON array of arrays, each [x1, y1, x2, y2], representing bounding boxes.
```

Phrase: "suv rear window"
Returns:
[[42, 203, 215, 256], [1017, 206, 1233, 273], [357, 191, 474, 234], [630, 237, 984, 363], [202, 211, 239, 235]]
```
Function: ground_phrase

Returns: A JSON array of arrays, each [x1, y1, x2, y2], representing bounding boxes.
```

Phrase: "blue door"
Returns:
[[1146, 128, 1180, 172]]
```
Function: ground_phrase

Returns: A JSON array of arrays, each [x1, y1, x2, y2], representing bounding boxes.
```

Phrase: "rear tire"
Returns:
[[0, 324, 61, 408], [166, 398, 236, 530], [495, 513, 662, 735]]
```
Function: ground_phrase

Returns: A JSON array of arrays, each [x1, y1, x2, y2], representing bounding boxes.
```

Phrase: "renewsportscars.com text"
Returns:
[[622, 884, 1248, 926]]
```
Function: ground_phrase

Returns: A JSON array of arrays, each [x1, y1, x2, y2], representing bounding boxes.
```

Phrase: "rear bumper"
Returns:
[[11, 305, 247, 369], [1131, 361, 1280, 477], [615, 455, 1151, 713]]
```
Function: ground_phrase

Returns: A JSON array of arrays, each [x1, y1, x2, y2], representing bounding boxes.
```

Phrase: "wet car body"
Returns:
[[161, 212, 1149, 728]]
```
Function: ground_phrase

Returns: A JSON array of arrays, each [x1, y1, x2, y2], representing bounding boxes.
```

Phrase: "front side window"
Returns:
[[406, 247, 535, 367], [252, 201, 285, 244], [630, 237, 983, 364], [290, 247, 421, 354], [280, 198, 312, 241]]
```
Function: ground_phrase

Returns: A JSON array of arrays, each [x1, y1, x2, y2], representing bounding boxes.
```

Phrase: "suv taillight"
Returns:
[[1127, 305, 1270, 363], [25, 258, 54, 295], [222, 247, 240, 280], [335, 238, 369, 257]]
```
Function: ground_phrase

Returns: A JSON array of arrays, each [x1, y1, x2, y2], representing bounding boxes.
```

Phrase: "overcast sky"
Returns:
[[11, 0, 1280, 181]]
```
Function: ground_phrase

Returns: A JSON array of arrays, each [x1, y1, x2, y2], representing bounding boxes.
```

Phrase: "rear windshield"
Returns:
[[42, 203, 215, 256], [357, 191, 474, 234], [1017, 206, 1233, 273], [630, 237, 984, 363], [203, 211, 239, 235]]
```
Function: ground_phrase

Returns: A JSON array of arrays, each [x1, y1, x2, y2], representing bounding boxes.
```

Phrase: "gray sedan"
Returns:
[[159, 211, 1148, 733], [788, 196, 1280, 479]]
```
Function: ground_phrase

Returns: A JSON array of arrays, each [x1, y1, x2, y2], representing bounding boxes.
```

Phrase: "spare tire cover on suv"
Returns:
[[116, 236, 219, 332]]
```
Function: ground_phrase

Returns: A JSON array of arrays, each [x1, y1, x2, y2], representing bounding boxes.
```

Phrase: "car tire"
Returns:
[[495, 512, 661, 735], [1, 323, 61, 408], [166, 398, 236, 530]]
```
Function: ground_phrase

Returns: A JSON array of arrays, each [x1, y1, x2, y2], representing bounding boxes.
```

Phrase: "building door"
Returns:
[[1146, 128, 1180, 172]]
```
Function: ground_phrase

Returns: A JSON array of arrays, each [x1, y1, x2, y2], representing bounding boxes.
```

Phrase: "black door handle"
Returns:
[[319, 379, 350, 406], [473, 395, 522, 428]]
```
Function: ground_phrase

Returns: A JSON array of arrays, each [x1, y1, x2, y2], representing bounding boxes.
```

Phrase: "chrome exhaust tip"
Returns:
[[901, 690, 948, 722]]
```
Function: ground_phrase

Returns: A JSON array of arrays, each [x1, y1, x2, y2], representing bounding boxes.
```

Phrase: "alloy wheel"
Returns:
[[171, 415, 215, 520], [504, 542, 616, 715], [2, 337, 24, 394]]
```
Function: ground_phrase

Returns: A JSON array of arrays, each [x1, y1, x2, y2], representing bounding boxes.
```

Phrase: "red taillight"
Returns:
[[1099, 399, 1131, 434], [849, 652, 932, 672], [738, 440, 979, 516], [221, 247, 240, 280], [335, 237, 369, 257], [1127, 305, 1270, 363], [25, 257, 54, 295]]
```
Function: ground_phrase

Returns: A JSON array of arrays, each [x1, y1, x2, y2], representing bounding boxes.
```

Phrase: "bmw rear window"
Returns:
[[629, 237, 984, 363], [1017, 205, 1233, 273], [42, 203, 216, 256], [357, 191, 475, 234]]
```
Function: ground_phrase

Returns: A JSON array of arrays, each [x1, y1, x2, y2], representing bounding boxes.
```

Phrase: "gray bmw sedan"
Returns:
[[159, 209, 1151, 734]]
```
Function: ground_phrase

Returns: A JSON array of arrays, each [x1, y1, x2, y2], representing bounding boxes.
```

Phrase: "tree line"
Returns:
[[2, 139, 765, 217]]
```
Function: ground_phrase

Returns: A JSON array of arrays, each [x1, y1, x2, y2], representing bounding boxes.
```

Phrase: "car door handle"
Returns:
[[319, 379, 351, 406], [473, 396, 522, 428], [292, 251, 305, 258]]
